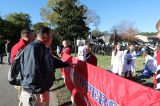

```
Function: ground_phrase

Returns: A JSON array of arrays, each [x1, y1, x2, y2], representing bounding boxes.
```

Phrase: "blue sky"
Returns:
[[0, 0, 160, 32]]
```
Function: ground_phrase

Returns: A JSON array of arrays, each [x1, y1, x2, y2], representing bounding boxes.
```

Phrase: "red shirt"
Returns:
[[10, 38, 28, 63], [86, 53, 97, 66], [157, 50, 160, 66], [61, 47, 71, 57]]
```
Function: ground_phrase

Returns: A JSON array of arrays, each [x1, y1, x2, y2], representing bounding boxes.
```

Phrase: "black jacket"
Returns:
[[20, 40, 68, 94]]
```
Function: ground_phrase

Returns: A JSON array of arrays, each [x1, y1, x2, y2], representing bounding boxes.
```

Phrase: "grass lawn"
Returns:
[[51, 70, 72, 106], [53, 55, 154, 105], [96, 55, 154, 87], [96, 55, 144, 71]]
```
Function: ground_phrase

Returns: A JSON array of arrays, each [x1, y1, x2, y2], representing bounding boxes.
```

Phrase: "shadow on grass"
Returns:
[[132, 76, 146, 84], [59, 101, 72, 106], [55, 78, 63, 81], [143, 82, 154, 88], [131, 71, 154, 88], [132, 77, 154, 87], [50, 84, 65, 91]]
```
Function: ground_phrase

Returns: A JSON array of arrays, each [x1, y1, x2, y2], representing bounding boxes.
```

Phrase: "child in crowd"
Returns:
[[123, 44, 136, 79], [141, 51, 157, 78], [111, 43, 124, 76], [85, 43, 97, 66]]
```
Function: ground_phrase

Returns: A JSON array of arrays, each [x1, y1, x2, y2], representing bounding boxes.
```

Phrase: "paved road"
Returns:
[[0, 57, 57, 106], [0, 58, 18, 106]]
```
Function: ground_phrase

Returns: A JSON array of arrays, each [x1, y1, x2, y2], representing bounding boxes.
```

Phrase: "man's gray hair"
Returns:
[[36, 26, 51, 37]]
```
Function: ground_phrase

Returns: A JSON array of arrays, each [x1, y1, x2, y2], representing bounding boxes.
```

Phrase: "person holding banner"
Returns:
[[156, 47, 160, 90], [61, 40, 71, 79], [85, 43, 97, 66], [111, 43, 124, 75], [19, 27, 69, 106], [155, 20, 160, 89], [124, 44, 136, 79], [61, 40, 71, 56]]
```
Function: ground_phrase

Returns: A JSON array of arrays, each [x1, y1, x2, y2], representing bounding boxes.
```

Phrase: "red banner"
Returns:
[[61, 54, 160, 106]]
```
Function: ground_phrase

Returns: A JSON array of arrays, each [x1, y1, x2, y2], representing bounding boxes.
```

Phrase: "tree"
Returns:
[[5, 13, 32, 41], [102, 31, 109, 36], [111, 20, 139, 36], [91, 29, 102, 37], [0, 13, 32, 43], [138, 32, 157, 36], [0, 17, 16, 40], [41, 0, 90, 41], [85, 9, 100, 29], [5, 13, 32, 30]]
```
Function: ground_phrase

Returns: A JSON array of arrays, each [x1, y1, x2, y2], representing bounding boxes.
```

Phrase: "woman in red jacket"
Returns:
[[61, 40, 71, 79], [61, 40, 71, 56]]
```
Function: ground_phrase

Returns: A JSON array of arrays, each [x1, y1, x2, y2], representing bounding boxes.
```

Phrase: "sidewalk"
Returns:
[[0, 56, 58, 106]]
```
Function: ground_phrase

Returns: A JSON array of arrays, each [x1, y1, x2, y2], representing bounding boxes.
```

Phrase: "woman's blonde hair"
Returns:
[[62, 40, 70, 46]]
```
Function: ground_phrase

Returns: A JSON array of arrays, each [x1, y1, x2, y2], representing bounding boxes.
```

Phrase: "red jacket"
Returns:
[[10, 38, 28, 63], [61, 47, 71, 57], [86, 53, 97, 66], [157, 50, 160, 65]]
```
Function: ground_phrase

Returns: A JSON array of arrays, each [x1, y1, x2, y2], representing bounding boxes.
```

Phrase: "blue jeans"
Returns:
[[6, 52, 11, 64], [142, 66, 153, 77]]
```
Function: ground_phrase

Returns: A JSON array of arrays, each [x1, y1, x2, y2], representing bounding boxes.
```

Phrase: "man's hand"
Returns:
[[40, 91, 49, 103]]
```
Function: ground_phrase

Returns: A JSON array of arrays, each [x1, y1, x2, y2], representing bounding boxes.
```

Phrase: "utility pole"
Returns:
[[74, 38, 77, 57], [114, 29, 118, 46]]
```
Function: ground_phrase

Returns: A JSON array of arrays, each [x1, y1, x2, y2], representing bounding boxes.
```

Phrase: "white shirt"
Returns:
[[111, 51, 124, 75], [111, 51, 124, 66], [145, 55, 157, 73]]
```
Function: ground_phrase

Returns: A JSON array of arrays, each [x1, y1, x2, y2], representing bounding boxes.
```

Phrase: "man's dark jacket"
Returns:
[[20, 40, 68, 94]]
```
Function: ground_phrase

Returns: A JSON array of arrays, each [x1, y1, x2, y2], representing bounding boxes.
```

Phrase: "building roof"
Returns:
[[135, 35, 148, 42]]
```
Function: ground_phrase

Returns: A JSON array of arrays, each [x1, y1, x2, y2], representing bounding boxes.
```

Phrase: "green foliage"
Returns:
[[102, 31, 109, 36], [91, 29, 109, 38], [41, 0, 90, 42], [5, 12, 31, 29], [91, 29, 102, 37], [0, 18, 18, 41], [0, 13, 32, 43], [138, 32, 157, 36]]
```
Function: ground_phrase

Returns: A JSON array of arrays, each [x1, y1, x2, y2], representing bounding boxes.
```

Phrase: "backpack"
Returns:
[[8, 49, 24, 86]]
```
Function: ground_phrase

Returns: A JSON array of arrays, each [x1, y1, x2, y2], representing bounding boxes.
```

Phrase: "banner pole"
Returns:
[[74, 38, 77, 57]]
